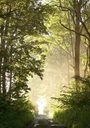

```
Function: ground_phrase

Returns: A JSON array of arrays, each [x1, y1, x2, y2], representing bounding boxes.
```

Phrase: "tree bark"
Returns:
[[87, 39, 90, 77], [74, 0, 82, 90]]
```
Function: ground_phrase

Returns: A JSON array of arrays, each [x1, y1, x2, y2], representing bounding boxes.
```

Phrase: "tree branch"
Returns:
[[81, 0, 90, 8], [59, 20, 89, 40], [80, 19, 90, 37]]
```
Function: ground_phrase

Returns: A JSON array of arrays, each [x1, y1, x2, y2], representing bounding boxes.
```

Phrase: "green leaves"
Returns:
[[0, 0, 49, 99], [53, 78, 90, 128], [0, 97, 34, 128], [53, 78, 90, 109]]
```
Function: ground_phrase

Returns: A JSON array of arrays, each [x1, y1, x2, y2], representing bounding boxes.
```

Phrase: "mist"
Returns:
[[28, 47, 73, 113]]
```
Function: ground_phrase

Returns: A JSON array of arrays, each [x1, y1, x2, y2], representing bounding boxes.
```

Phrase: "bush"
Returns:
[[0, 97, 34, 128], [54, 107, 90, 128], [53, 78, 90, 128]]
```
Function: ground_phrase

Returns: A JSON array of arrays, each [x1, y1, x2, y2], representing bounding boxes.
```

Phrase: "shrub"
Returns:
[[0, 97, 34, 128], [53, 78, 90, 128]]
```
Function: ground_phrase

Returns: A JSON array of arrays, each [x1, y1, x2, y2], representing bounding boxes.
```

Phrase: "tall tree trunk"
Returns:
[[2, 60, 6, 95], [74, 0, 82, 90], [1, 24, 7, 96], [75, 17, 80, 84], [8, 45, 13, 99], [2, 17, 9, 97]]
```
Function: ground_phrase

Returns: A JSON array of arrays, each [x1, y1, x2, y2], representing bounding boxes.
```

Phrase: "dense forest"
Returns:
[[0, 0, 90, 128]]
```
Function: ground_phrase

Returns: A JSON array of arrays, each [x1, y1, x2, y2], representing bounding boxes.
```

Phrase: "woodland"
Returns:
[[0, 0, 90, 128]]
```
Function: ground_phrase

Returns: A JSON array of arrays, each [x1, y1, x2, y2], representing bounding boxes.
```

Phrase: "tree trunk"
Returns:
[[74, 0, 82, 90], [87, 39, 90, 77], [75, 17, 80, 84], [1, 24, 7, 96]]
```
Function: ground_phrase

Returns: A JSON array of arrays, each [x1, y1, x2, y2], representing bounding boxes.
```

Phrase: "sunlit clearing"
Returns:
[[37, 97, 47, 115]]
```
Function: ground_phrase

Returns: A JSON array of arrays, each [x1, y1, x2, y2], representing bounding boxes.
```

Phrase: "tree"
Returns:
[[46, 0, 90, 89], [0, 0, 48, 99]]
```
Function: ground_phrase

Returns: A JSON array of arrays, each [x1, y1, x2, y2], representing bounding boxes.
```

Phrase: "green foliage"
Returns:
[[0, 1, 51, 127], [0, 0, 50, 99], [0, 97, 34, 128], [54, 107, 90, 128], [53, 78, 90, 128]]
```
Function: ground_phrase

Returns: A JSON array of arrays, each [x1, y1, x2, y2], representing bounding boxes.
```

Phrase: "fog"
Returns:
[[28, 47, 73, 113]]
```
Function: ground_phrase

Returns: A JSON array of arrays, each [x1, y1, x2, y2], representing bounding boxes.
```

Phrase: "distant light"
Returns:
[[37, 97, 47, 115]]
